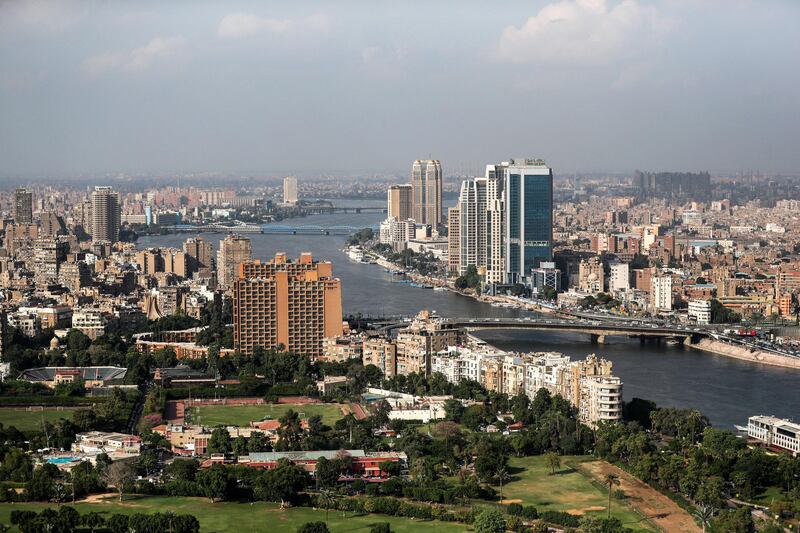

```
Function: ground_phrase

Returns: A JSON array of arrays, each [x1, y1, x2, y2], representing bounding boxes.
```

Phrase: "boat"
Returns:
[[433, 287, 447, 292]]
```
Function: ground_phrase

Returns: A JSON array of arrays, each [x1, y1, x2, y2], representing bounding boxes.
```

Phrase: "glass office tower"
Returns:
[[504, 158, 553, 285]]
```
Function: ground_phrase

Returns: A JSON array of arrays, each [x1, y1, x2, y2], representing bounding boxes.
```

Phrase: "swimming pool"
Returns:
[[47, 457, 77, 464]]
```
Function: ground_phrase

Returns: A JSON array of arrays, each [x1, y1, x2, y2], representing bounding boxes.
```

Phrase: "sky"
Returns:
[[1, 0, 799, 177]]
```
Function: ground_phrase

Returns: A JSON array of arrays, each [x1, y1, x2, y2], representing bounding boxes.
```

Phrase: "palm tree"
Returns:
[[495, 467, 510, 503], [319, 489, 336, 525], [604, 473, 621, 519], [545, 451, 561, 476], [693, 503, 715, 533]]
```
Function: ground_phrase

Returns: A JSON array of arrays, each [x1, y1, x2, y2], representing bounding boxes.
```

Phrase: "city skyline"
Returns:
[[1, 1, 799, 177], [2, 3, 800, 531]]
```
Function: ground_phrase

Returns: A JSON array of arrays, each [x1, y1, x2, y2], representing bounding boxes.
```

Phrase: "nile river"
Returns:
[[138, 207, 800, 429]]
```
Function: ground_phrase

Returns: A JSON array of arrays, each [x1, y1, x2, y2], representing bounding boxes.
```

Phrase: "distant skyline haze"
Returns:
[[0, 0, 798, 177]]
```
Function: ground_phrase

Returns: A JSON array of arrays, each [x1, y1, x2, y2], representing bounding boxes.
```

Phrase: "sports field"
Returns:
[[0, 495, 464, 532], [187, 403, 347, 427], [0, 408, 74, 432], [501, 455, 656, 532]]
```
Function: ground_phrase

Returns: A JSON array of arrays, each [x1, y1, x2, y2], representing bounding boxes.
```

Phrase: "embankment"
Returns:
[[689, 338, 800, 369]]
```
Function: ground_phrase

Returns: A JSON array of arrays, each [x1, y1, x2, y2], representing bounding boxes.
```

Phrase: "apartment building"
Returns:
[[233, 253, 343, 357], [651, 275, 673, 312], [431, 347, 622, 427], [395, 310, 461, 376], [688, 299, 712, 324], [362, 337, 397, 378], [217, 234, 252, 291]]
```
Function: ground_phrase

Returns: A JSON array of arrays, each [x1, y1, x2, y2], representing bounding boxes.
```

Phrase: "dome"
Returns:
[[50, 336, 60, 349]]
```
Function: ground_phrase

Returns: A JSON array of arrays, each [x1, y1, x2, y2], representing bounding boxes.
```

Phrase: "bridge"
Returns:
[[302, 205, 387, 214], [165, 223, 378, 235], [373, 316, 706, 344]]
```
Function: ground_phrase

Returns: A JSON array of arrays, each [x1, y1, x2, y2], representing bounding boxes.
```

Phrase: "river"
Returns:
[[137, 205, 800, 429]]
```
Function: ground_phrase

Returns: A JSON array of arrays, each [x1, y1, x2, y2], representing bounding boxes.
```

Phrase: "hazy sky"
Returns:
[[1, 0, 799, 177]]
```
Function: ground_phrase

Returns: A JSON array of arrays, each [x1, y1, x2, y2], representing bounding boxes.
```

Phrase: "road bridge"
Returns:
[[373, 316, 706, 344], [164, 223, 378, 235], [302, 206, 387, 214]]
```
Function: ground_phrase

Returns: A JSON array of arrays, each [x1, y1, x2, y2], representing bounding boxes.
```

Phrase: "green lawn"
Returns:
[[188, 403, 347, 427], [0, 408, 74, 432], [0, 496, 466, 532], [501, 456, 655, 532]]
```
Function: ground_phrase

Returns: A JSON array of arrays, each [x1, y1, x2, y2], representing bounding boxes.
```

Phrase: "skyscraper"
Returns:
[[283, 176, 298, 204], [484, 164, 508, 285], [233, 253, 343, 357], [217, 234, 252, 291], [14, 188, 33, 224], [411, 159, 442, 227], [457, 177, 488, 275], [447, 206, 460, 275], [504, 158, 553, 284], [387, 184, 413, 221], [90, 186, 121, 242]]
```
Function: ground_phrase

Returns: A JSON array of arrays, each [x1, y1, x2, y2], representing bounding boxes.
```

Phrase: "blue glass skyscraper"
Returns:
[[504, 158, 553, 284]]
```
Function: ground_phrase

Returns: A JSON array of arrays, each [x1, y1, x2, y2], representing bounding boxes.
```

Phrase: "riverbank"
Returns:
[[362, 247, 800, 371], [362, 249, 557, 315], [688, 338, 800, 369]]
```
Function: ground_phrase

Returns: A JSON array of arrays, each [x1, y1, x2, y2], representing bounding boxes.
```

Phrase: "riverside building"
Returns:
[[411, 159, 442, 227], [431, 346, 622, 427]]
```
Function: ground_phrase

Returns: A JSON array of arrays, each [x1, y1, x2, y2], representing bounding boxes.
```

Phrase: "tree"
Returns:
[[545, 451, 561, 475], [695, 476, 725, 508], [173, 515, 201, 533], [297, 522, 330, 533], [254, 459, 307, 507], [473, 508, 506, 533], [196, 464, 233, 503], [622, 398, 657, 429], [443, 399, 464, 422], [315, 457, 340, 490], [692, 503, 715, 533], [103, 461, 135, 501], [247, 431, 271, 453], [107, 514, 129, 533], [318, 489, 336, 525], [102, 462, 135, 502], [207, 427, 231, 455], [604, 473, 621, 519], [163, 459, 198, 482], [489, 466, 507, 502], [277, 409, 303, 451], [25, 463, 59, 501], [542, 285, 557, 301], [711, 508, 754, 533], [369, 524, 391, 533], [82, 511, 106, 533]]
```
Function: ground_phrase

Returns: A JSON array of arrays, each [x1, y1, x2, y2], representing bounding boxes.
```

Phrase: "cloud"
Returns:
[[0, 0, 84, 32], [217, 12, 329, 40], [83, 36, 186, 76], [360, 44, 410, 78], [496, 0, 670, 65]]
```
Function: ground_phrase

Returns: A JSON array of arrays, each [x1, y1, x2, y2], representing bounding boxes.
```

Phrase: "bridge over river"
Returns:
[[374, 316, 708, 344], [165, 223, 379, 235]]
